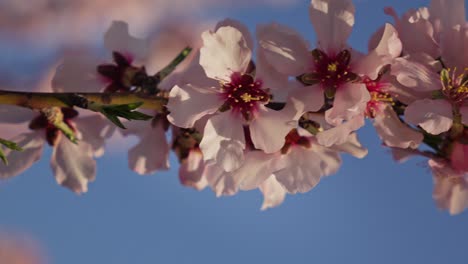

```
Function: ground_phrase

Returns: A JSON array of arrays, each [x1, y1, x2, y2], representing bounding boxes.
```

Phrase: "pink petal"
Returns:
[[179, 150, 208, 191], [204, 163, 237, 197], [430, 159, 468, 215], [316, 114, 365, 147], [216, 19, 254, 51], [309, 0, 355, 52], [390, 56, 441, 94], [237, 151, 285, 191], [249, 105, 297, 154], [167, 84, 221, 128], [259, 175, 287, 211], [200, 112, 246, 172], [330, 133, 368, 159], [275, 145, 341, 194], [0, 105, 35, 124], [200, 26, 251, 81], [50, 134, 96, 194], [52, 52, 103, 92], [74, 115, 115, 157], [0, 133, 44, 180], [373, 105, 423, 149], [405, 99, 453, 135], [356, 23, 402, 79], [104, 20, 149, 62], [256, 23, 311, 76], [385, 7, 439, 58], [127, 121, 170, 175], [255, 51, 292, 99], [326, 83, 370, 125], [287, 84, 324, 114], [429, 0, 466, 32]]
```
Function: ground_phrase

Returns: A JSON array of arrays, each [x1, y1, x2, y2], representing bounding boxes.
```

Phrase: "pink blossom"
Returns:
[[0, 109, 109, 194], [430, 159, 468, 215], [167, 22, 297, 172]]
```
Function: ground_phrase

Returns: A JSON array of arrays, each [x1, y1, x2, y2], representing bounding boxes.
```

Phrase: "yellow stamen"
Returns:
[[240, 93, 262, 102], [327, 62, 338, 72]]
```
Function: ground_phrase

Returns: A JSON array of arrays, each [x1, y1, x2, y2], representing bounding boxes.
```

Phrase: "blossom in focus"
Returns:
[[168, 21, 297, 172], [386, 0, 468, 136]]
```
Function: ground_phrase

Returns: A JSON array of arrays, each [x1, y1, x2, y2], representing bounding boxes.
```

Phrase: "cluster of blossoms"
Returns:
[[0, 0, 467, 214]]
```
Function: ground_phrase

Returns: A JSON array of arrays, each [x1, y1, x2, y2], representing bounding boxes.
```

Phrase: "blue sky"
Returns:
[[1, 1, 468, 263]]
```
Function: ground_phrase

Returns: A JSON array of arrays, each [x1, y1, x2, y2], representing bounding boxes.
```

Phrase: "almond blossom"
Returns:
[[167, 22, 297, 172], [0, 105, 109, 194], [385, 0, 468, 136]]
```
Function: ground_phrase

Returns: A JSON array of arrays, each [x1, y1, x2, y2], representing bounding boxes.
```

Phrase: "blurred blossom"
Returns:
[[0, 233, 46, 264]]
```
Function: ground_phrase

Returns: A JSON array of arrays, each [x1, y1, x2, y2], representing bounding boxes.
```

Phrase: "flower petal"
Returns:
[[256, 23, 311, 76], [287, 84, 324, 115], [275, 144, 341, 193], [74, 115, 115, 157], [0, 133, 44, 180], [356, 23, 402, 79], [167, 84, 221, 128], [200, 26, 251, 81], [250, 105, 297, 154], [200, 112, 246, 172], [50, 134, 96, 194], [316, 114, 365, 147], [179, 149, 208, 191], [216, 19, 254, 51], [330, 132, 368, 158], [259, 175, 287, 211], [0, 105, 35, 124], [405, 99, 453, 135], [127, 121, 170, 175], [309, 0, 355, 52], [326, 83, 370, 125], [52, 52, 103, 92], [373, 104, 423, 149], [104, 20, 149, 62]]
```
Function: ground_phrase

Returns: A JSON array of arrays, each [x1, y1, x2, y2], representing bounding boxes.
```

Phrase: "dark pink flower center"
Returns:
[[298, 49, 358, 96], [363, 77, 393, 118], [220, 73, 270, 120], [29, 108, 78, 146]]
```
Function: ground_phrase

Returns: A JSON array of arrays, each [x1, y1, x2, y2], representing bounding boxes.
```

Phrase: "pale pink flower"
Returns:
[[386, 0, 468, 135], [0, 108, 109, 194], [430, 159, 468, 215], [255, 0, 379, 146], [167, 22, 297, 172]]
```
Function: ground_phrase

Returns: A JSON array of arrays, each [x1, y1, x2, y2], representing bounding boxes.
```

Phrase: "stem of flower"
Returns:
[[0, 90, 168, 112]]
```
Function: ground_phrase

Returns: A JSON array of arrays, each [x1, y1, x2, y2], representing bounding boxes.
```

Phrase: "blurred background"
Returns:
[[1, 0, 467, 263]]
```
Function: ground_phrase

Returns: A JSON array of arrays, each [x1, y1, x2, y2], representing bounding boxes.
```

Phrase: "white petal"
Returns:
[[167, 84, 221, 128], [250, 105, 297, 154], [326, 83, 370, 125], [355, 23, 402, 79], [316, 114, 365, 147], [127, 121, 169, 175], [0, 105, 35, 124], [275, 145, 341, 194], [373, 104, 423, 149], [405, 99, 453, 135], [74, 115, 115, 157], [330, 133, 368, 159], [0, 133, 44, 180], [200, 26, 251, 81], [200, 113, 246, 172], [259, 175, 287, 211], [104, 20, 149, 62], [256, 23, 311, 76], [52, 52, 103, 92], [179, 150, 208, 191], [50, 134, 96, 194], [216, 19, 254, 51], [287, 84, 324, 115], [309, 0, 355, 52]]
